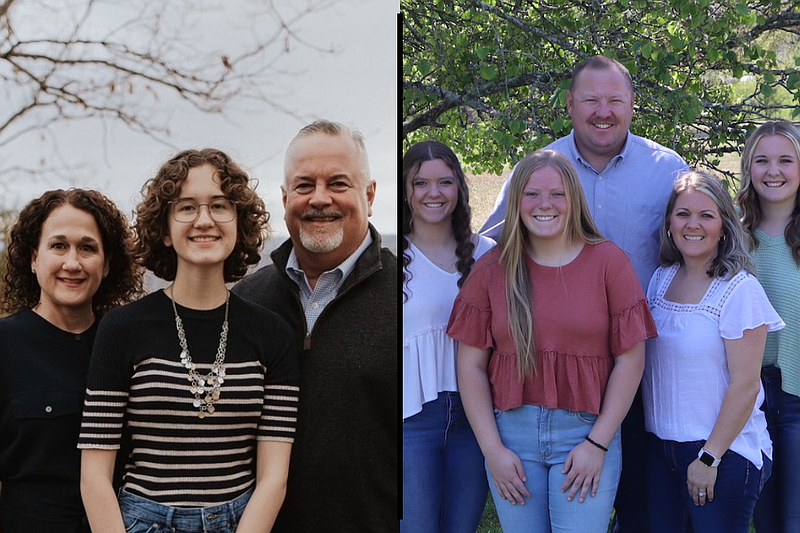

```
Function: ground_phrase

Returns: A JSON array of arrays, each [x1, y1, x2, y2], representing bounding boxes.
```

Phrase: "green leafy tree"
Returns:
[[402, 0, 800, 178]]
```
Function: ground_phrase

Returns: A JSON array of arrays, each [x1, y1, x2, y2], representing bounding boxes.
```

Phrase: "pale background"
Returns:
[[2, 0, 398, 247]]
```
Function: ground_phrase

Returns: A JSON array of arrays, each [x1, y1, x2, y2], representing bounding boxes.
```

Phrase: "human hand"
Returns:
[[560, 439, 605, 503], [686, 457, 717, 506], [485, 445, 531, 505]]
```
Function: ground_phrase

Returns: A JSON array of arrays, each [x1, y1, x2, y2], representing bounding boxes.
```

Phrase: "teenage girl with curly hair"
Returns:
[[79, 149, 300, 533]]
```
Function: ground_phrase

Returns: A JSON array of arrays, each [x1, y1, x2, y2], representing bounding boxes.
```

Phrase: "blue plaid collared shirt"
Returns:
[[285, 232, 373, 332]]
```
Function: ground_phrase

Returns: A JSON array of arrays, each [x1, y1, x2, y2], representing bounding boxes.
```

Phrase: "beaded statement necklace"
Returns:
[[169, 290, 229, 418]]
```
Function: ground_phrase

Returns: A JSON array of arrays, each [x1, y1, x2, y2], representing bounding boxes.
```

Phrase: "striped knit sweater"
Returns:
[[78, 290, 300, 507]]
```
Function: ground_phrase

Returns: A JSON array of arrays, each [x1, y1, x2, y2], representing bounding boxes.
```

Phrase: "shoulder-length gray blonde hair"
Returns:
[[499, 149, 605, 379], [736, 120, 800, 265], [659, 170, 754, 279]]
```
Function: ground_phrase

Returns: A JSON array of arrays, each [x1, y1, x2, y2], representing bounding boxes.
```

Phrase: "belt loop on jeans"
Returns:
[[164, 505, 175, 529], [762, 365, 781, 384], [225, 496, 236, 517]]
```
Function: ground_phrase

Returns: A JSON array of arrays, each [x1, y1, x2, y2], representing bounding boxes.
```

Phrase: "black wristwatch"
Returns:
[[698, 448, 721, 467]]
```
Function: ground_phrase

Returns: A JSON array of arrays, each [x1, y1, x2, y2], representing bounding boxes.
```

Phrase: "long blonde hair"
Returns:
[[736, 121, 800, 265], [499, 150, 605, 379]]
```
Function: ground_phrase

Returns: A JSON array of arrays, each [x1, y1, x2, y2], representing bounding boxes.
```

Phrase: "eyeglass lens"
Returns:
[[172, 199, 236, 222]]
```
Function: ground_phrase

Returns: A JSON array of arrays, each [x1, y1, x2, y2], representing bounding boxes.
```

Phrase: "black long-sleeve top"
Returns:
[[0, 309, 96, 528]]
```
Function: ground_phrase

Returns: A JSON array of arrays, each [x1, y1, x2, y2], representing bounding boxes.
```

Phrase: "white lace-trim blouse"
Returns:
[[402, 236, 495, 420], [643, 264, 784, 468]]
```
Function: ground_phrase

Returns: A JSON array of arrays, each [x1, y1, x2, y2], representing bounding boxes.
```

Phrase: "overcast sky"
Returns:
[[2, 0, 398, 240]]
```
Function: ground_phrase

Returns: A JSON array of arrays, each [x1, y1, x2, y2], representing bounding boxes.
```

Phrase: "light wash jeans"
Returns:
[[401, 391, 488, 533], [489, 404, 622, 533], [118, 487, 252, 533]]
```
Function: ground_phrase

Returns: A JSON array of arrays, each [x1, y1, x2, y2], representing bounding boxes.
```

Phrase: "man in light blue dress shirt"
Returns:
[[481, 56, 688, 290], [481, 55, 688, 533]]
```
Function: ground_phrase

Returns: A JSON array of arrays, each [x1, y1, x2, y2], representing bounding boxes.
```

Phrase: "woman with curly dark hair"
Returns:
[[0, 188, 143, 533], [79, 149, 300, 533], [402, 140, 494, 532]]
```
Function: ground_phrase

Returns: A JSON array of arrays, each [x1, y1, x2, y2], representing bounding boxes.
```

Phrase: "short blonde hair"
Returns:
[[286, 119, 371, 182]]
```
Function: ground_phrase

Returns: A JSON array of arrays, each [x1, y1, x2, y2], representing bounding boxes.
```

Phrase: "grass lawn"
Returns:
[[477, 495, 756, 532]]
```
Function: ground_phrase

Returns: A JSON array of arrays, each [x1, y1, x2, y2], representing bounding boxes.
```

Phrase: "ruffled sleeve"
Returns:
[[446, 253, 497, 350], [610, 298, 657, 356], [719, 273, 785, 339], [605, 244, 658, 355]]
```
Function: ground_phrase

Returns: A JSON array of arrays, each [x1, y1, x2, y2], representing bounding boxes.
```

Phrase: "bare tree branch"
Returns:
[[0, 0, 336, 188]]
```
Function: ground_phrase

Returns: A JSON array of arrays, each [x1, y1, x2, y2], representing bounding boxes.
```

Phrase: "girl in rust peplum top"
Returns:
[[447, 149, 657, 533]]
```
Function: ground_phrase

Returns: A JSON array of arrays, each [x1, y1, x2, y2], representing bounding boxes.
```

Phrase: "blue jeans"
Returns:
[[489, 404, 621, 533], [612, 388, 650, 533], [646, 433, 771, 533], [401, 392, 488, 533], [753, 366, 800, 533], [118, 487, 252, 533]]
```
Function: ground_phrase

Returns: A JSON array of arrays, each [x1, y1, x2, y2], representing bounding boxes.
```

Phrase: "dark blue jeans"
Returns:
[[401, 392, 488, 533], [646, 433, 771, 533], [612, 387, 650, 533], [753, 366, 800, 533]]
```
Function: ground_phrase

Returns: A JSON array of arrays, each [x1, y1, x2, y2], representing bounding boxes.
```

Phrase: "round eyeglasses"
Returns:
[[169, 198, 237, 223]]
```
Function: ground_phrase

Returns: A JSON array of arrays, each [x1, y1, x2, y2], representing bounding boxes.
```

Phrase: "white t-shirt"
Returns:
[[402, 235, 495, 420], [643, 264, 784, 468]]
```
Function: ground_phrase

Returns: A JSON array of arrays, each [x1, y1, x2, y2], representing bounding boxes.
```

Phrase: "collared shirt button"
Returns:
[[45, 406, 53, 413], [312, 302, 319, 310], [597, 204, 602, 210]]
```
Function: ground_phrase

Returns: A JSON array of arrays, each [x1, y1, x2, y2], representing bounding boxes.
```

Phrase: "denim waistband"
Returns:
[[118, 487, 253, 532], [762, 364, 781, 380]]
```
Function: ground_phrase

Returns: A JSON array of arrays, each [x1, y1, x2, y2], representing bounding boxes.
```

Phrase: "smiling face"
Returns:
[[750, 134, 800, 211], [163, 163, 237, 276], [282, 132, 376, 269], [567, 67, 635, 169], [668, 188, 723, 267], [520, 165, 569, 244], [407, 158, 459, 229], [31, 204, 108, 320]]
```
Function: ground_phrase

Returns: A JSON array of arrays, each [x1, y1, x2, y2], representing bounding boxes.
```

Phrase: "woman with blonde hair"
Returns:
[[447, 149, 655, 533], [737, 121, 800, 533], [643, 170, 781, 532]]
